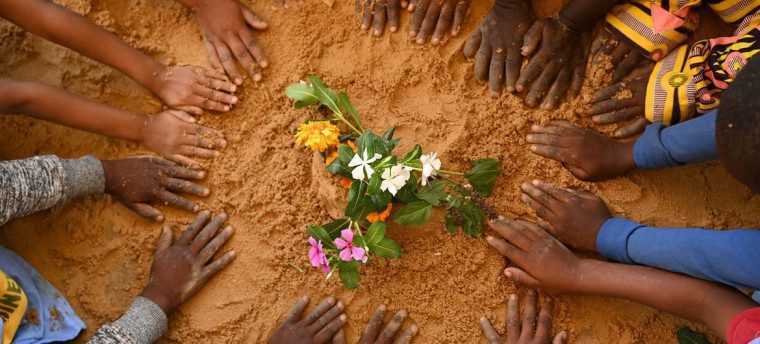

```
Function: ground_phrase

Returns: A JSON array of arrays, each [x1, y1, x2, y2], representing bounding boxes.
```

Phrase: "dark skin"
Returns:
[[175, 0, 269, 84], [484, 218, 758, 341], [102, 157, 210, 222], [359, 305, 418, 344], [140, 211, 236, 314], [584, 69, 649, 138], [269, 296, 347, 344], [519, 180, 611, 252], [526, 120, 636, 181], [356, 0, 407, 37], [463, 0, 534, 96], [590, 29, 653, 84], [479, 291, 566, 344], [517, 18, 589, 109], [408, 0, 470, 45]]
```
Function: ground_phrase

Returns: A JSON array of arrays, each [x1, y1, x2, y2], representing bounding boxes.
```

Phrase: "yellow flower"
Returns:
[[295, 121, 340, 152]]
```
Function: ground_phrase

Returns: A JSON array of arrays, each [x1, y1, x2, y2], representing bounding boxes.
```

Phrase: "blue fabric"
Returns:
[[597, 217, 760, 291], [754, 291, 760, 304], [633, 110, 719, 169], [0, 246, 84, 343]]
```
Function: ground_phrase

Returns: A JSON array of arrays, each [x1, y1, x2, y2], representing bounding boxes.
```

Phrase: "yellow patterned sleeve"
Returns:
[[705, 0, 760, 23], [606, 0, 700, 60], [0, 270, 28, 344], [645, 45, 696, 125]]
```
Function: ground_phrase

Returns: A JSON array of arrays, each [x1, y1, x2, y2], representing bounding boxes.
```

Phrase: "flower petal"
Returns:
[[348, 154, 364, 168], [364, 165, 375, 179], [351, 165, 366, 180], [352, 246, 366, 261], [340, 229, 354, 243], [339, 248, 353, 262], [308, 237, 317, 247], [335, 238, 348, 249]]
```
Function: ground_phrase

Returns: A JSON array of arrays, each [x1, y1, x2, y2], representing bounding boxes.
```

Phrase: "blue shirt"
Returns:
[[633, 110, 718, 169]]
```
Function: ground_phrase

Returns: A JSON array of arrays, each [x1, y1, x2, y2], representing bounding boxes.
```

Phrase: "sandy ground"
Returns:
[[1, 0, 757, 342]]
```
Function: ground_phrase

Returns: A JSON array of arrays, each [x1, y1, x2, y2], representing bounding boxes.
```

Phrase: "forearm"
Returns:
[[559, 0, 620, 32], [0, 155, 104, 226], [574, 259, 757, 338], [87, 297, 167, 344], [495, 0, 533, 11], [0, 0, 163, 92], [1, 80, 145, 142]]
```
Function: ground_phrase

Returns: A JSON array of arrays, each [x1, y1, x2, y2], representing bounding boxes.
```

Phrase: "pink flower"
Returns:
[[334, 229, 367, 263], [308, 237, 330, 273]]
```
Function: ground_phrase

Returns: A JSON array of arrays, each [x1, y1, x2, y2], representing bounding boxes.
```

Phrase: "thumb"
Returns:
[[168, 109, 197, 123], [156, 225, 174, 253], [242, 7, 268, 30], [553, 331, 568, 344], [128, 202, 165, 222], [504, 267, 540, 288]]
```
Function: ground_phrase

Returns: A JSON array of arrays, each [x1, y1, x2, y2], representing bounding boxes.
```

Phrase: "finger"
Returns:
[[520, 183, 558, 218], [589, 30, 606, 58], [185, 126, 227, 148], [213, 42, 243, 85], [227, 35, 259, 81], [169, 109, 199, 122], [519, 290, 537, 341], [332, 328, 347, 344], [451, 0, 468, 36], [613, 52, 643, 82], [526, 61, 561, 107], [241, 6, 269, 30], [541, 66, 572, 109], [532, 180, 576, 203], [588, 98, 637, 115], [392, 325, 417, 344], [157, 189, 198, 212], [307, 302, 345, 334], [529, 122, 579, 135], [203, 77, 237, 95], [388, 0, 401, 32], [177, 210, 211, 245], [155, 225, 174, 253], [315, 314, 348, 344], [506, 294, 520, 343], [474, 32, 492, 81], [193, 84, 238, 106], [534, 298, 554, 341], [516, 50, 550, 93], [167, 154, 201, 170], [488, 50, 506, 95], [197, 250, 236, 287], [180, 145, 220, 159], [190, 212, 228, 254], [166, 164, 206, 180], [479, 317, 501, 344], [504, 267, 541, 288], [528, 144, 570, 163], [239, 29, 268, 70], [360, 305, 387, 342], [568, 42, 588, 98], [302, 297, 337, 325], [489, 218, 533, 249], [590, 82, 623, 104], [285, 296, 310, 323], [203, 37, 224, 72], [407, 0, 418, 11], [462, 27, 482, 58], [372, 1, 387, 36], [408, 0, 429, 38], [361, 0, 373, 31], [377, 310, 407, 344], [126, 202, 164, 222], [162, 177, 209, 197], [553, 331, 568, 344], [415, 0, 440, 44], [431, 0, 454, 45], [592, 106, 642, 124], [174, 106, 202, 118], [505, 48, 522, 93], [485, 235, 527, 265], [609, 43, 629, 65], [203, 67, 232, 83], [521, 21, 543, 57], [613, 117, 647, 138]]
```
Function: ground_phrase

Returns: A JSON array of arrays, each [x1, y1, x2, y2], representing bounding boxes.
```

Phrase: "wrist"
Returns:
[[100, 159, 117, 195], [140, 284, 176, 315], [175, 0, 208, 11], [614, 139, 637, 173], [139, 61, 167, 98]]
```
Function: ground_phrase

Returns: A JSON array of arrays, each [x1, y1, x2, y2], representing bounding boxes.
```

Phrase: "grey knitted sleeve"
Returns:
[[0, 155, 105, 226], [86, 297, 168, 344]]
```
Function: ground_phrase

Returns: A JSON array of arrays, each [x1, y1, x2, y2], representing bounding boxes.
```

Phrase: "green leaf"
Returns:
[[323, 218, 350, 237], [308, 76, 340, 114], [337, 92, 362, 129], [676, 327, 711, 344], [337, 144, 354, 164], [445, 211, 458, 234], [367, 173, 381, 194], [285, 83, 319, 108], [326, 153, 350, 177], [346, 182, 372, 221], [465, 159, 502, 197], [395, 174, 419, 204], [308, 225, 335, 249], [459, 200, 485, 237], [382, 127, 396, 141], [370, 237, 401, 258], [369, 191, 392, 211], [416, 180, 447, 206], [401, 144, 423, 163], [357, 131, 388, 157], [366, 222, 386, 244], [393, 201, 433, 225], [337, 261, 360, 289]]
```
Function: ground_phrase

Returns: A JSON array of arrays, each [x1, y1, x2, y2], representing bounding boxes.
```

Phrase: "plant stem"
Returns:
[[404, 165, 465, 176], [353, 221, 370, 252], [332, 112, 363, 135]]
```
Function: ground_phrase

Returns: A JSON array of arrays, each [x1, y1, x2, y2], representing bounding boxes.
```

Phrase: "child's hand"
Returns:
[[152, 66, 238, 116], [357, 0, 405, 37], [101, 157, 208, 221], [359, 305, 417, 344], [517, 18, 589, 109], [408, 0, 470, 45], [591, 28, 653, 83], [268, 296, 347, 344], [140, 211, 235, 314], [141, 110, 227, 168], [191, 0, 269, 84], [584, 74, 648, 138], [526, 120, 635, 181], [463, 0, 534, 96], [486, 219, 582, 294], [479, 291, 567, 344], [520, 180, 611, 252]]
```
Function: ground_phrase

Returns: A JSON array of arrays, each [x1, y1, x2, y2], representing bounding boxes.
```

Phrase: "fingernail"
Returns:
[[214, 151, 221, 157], [410, 324, 418, 333], [361, 24, 369, 30], [485, 235, 494, 242], [504, 269, 512, 278], [431, 38, 439, 45], [531, 125, 541, 131], [327, 296, 336, 304], [340, 314, 347, 321], [516, 85, 524, 92], [337, 301, 344, 309], [521, 182, 529, 190], [559, 331, 568, 339], [224, 106, 230, 111], [232, 97, 238, 104], [374, 29, 381, 36], [202, 188, 210, 196], [379, 304, 387, 311], [398, 310, 408, 317], [390, 26, 398, 32], [253, 74, 262, 82], [234, 78, 243, 85], [526, 134, 534, 140], [416, 37, 424, 44], [156, 215, 165, 222], [497, 215, 505, 221], [507, 86, 515, 93], [532, 179, 540, 185], [530, 145, 537, 151], [198, 171, 206, 179], [260, 61, 269, 68], [301, 295, 309, 301], [220, 140, 228, 148], [231, 85, 237, 92], [509, 294, 517, 301], [409, 31, 416, 38], [521, 194, 530, 202], [192, 205, 200, 212]]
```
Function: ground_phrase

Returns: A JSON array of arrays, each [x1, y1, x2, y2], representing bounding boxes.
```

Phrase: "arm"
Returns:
[[87, 298, 167, 344], [633, 109, 718, 168], [558, 0, 620, 33], [0, 155, 104, 226]]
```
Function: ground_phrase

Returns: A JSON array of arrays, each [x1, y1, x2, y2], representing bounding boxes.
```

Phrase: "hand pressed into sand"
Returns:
[[479, 290, 567, 344], [408, 0, 470, 45], [150, 65, 239, 116], [269, 296, 347, 344], [356, 0, 406, 37], [359, 305, 417, 344], [584, 71, 649, 138], [140, 110, 227, 169]]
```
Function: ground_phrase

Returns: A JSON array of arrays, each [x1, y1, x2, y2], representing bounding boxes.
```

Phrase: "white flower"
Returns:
[[380, 165, 411, 196], [420, 152, 442, 186], [348, 150, 382, 181]]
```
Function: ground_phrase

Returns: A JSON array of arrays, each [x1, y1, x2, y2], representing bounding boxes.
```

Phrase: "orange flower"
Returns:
[[346, 140, 357, 152], [295, 121, 340, 152], [325, 150, 339, 166], [366, 203, 393, 223], [339, 177, 353, 189]]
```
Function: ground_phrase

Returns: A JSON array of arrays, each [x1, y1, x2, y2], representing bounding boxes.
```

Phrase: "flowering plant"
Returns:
[[287, 76, 502, 288]]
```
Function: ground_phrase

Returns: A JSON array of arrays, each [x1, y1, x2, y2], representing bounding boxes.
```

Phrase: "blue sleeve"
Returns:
[[633, 110, 719, 169], [597, 217, 760, 291]]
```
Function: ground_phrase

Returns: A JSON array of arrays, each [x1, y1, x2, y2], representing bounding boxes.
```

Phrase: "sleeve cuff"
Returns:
[[633, 123, 671, 169], [60, 156, 105, 202], [596, 217, 643, 264], [111, 297, 168, 344]]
